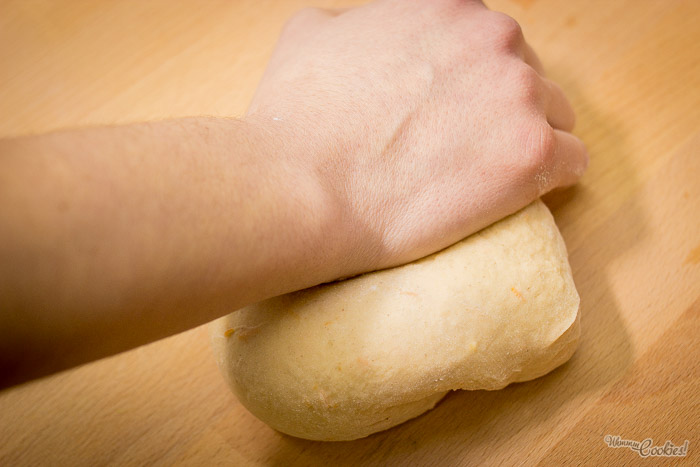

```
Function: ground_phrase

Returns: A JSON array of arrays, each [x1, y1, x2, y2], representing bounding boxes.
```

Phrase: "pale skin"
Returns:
[[0, 0, 587, 388]]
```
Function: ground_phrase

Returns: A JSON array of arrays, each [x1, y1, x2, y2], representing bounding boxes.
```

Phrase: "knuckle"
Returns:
[[488, 12, 524, 50], [517, 122, 557, 194], [524, 122, 557, 169], [513, 65, 541, 103], [292, 6, 324, 21], [429, 0, 462, 8], [283, 7, 326, 34]]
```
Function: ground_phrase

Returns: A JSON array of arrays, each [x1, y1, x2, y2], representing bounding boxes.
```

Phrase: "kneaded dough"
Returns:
[[210, 200, 580, 441]]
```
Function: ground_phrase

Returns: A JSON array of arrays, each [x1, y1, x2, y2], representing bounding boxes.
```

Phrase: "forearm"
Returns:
[[0, 117, 351, 387], [0, 1, 589, 389]]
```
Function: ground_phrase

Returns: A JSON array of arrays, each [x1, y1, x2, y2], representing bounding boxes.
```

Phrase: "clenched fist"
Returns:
[[248, 0, 588, 268]]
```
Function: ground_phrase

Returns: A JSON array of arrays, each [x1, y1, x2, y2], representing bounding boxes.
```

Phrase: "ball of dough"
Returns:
[[210, 200, 580, 441]]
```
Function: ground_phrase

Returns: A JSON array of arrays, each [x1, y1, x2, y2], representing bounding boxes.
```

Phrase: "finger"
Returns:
[[551, 129, 589, 189], [464, 0, 487, 9], [282, 7, 332, 39], [325, 7, 350, 16], [523, 42, 546, 76], [541, 78, 577, 131], [290, 6, 341, 27]]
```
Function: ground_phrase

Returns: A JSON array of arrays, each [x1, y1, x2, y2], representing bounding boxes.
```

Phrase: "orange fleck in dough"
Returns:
[[224, 328, 235, 338], [510, 286, 525, 301], [356, 357, 370, 366], [236, 326, 261, 341], [400, 291, 418, 297]]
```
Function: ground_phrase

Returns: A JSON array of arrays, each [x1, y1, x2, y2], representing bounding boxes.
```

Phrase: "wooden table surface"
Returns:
[[1, 0, 698, 465]]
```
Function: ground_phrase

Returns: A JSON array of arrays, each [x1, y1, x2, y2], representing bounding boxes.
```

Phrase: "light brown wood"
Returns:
[[1, 0, 698, 465]]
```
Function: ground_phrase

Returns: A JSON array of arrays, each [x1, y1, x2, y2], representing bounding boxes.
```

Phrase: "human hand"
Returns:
[[247, 0, 588, 272], [0, 0, 589, 385]]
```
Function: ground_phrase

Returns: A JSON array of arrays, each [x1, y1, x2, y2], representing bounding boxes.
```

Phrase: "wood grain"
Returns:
[[1, 0, 698, 465]]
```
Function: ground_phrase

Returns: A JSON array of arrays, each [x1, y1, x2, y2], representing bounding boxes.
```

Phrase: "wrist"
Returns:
[[241, 114, 369, 288]]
